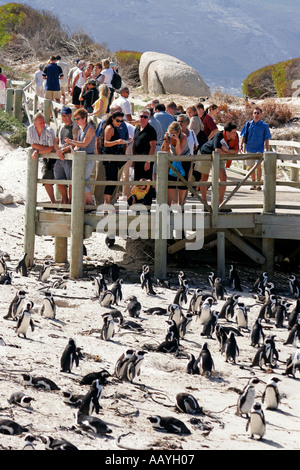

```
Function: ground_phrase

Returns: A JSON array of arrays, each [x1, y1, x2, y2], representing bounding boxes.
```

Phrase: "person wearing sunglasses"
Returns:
[[102, 111, 129, 204], [64, 108, 96, 207], [240, 107, 271, 190], [133, 110, 157, 205]]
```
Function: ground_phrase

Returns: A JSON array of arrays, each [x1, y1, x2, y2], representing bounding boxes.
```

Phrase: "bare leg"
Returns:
[[200, 173, 209, 204], [44, 184, 56, 203], [219, 168, 227, 204]]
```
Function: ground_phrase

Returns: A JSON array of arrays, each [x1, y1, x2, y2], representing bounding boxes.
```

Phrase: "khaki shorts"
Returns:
[[60, 85, 68, 94], [45, 90, 61, 100], [194, 157, 225, 175]]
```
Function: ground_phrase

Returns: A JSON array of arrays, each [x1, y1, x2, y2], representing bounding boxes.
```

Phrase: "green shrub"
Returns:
[[0, 108, 27, 147]]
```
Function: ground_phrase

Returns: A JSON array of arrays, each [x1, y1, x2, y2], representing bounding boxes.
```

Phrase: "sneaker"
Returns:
[[250, 186, 257, 190]]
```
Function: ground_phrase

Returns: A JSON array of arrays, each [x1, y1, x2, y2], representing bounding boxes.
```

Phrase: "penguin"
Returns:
[[126, 350, 147, 383], [16, 253, 28, 277], [234, 302, 248, 330], [110, 278, 123, 305], [106, 308, 124, 325], [257, 295, 276, 322], [223, 331, 239, 364], [0, 253, 7, 274], [40, 291, 56, 319], [0, 271, 12, 284], [40, 435, 78, 451], [213, 277, 226, 300], [62, 390, 84, 408], [144, 306, 167, 316], [188, 288, 202, 314], [167, 303, 183, 327], [52, 275, 68, 290], [105, 234, 115, 248], [274, 299, 289, 328], [39, 260, 51, 282], [8, 391, 35, 408], [79, 379, 102, 415], [178, 270, 187, 286], [175, 393, 203, 415], [147, 415, 191, 435], [284, 350, 300, 378], [201, 310, 218, 338], [165, 319, 180, 343], [22, 434, 37, 450], [140, 264, 156, 295], [207, 271, 216, 290], [228, 264, 243, 291], [124, 296, 142, 318], [173, 278, 189, 307], [288, 274, 300, 298], [215, 324, 228, 352], [15, 302, 35, 339], [0, 419, 28, 435], [237, 377, 260, 418], [198, 296, 214, 325], [246, 402, 266, 440], [284, 317, 300, 346], [22, 373, 60, 391], [251, 271, 268, 295], [114, 349, 135, 379], [186, 353, 197, 374], [4, 289, 26, 320], [100, 313, 115, 341], [93, 274, 107, 297], [264, 281, 275, 297], [76, 411, 112, 435], [262, 377, 281, 410], [80, 369, 110, 386], [250, 317, 265, 347], [219, 294, 240, 320], [99, 290, 115, 307], [60, 338, 81, 373], [194, 342, 215, 377], [156, 337, 179, 354], [251, 341, 270, 370], [288, 299, 300, 330], [178, 312, 193, 339]]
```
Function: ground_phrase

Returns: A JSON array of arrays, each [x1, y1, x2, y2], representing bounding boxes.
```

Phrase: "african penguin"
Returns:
[[188, 288, 202, 314], [0, 419, 29, 435], [284, 317, 300, 346], [16, 253, 28, 277], [250, 317, 265, 347], [288, 299, 300, 330], [40, 291, 56, 319], [223, 331, 239, 364], [125, 296, 141, 318], [80, 369, 110, 386], [165, 319, 180, 343], [251, 271, 268, 295], [284, 350, 300, 378], [140, 264, 156, 295], [99, 290, 115, 307], [0, 271, 12, 284], [288, 274, 300, 298], [219, 294, 240, 320], [198, 296, 214, 325], [93, 274, 107, 297], [246, 402, 266, 440], [262, 377, 281, 410], [156, 337, 179, 354], [76, 411, 112, 435], [62, 390, 84, 408], [234, 302, 248, 330], [52, 275, 68, 290], [114, 349, 135, 379], [213, 277, 226, 300], [237, 377, 260, 418], [126, 350, 147, 383], [228, 264, 243, 291], [4, 289, 26, 321], [79, 379, 102, 415], [8, 391, 35, 408], [39, 260, 51, 282], [208, 271, 216, 290], [215, 324, 228, 352], [143, 306, 167, 316], [175, 393, 203, 415], [274, 299, 289, 328], [40, 435, 78, 450], [22, 373, 60, 391], [0, 253, 7, 274], [167, 303, 183, 327], [186, 353, 197, 375], [194, 342, 215, 377], [60, 338, 81, 373], [173, 278, 189, 307], [15, 302, 35, 338], [147, 415, 191, 434], [110, 278, 123, 305], [201, 310, 218, 338], [178, 312, 193, 339], [100, 313, 115, 341], [22, 434, 37, 450]]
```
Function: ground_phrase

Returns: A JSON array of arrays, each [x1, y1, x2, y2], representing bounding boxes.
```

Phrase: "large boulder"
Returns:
[[139, 51, 210, 97]]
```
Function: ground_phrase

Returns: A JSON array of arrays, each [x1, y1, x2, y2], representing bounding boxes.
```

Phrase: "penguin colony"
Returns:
[[0, 251, 299, 450]]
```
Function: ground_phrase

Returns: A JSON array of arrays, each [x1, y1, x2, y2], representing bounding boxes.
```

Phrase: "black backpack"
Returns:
[[196, 129, 208, 151], [111, 70, 122, 90]]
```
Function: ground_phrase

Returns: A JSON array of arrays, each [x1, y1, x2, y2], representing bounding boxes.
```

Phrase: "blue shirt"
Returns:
[[42, 63, 63, 91], [241, 119, 271, 153]]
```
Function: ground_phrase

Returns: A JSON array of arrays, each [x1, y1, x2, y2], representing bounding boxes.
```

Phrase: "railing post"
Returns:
[[70, 151, 86, 278], [13, 88, 23, 123], [211, 151, 220, 227], [154, 151, 168, 280], [24, 148, 39, 267], [262, 151, 277, 278], [5, 88, 14, 116], [43, 99, 51, 124]]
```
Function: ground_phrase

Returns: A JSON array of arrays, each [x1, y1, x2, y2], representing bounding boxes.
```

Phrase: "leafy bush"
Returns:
[[0, 108, 27, 146]]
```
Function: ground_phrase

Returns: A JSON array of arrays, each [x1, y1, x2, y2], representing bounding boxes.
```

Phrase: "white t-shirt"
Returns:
[[101, 68, 114, 88], [112, 96, 132, 120]]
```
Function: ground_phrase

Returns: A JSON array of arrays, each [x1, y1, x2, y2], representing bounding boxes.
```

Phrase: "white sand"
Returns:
[[0, 135, 299, 452]]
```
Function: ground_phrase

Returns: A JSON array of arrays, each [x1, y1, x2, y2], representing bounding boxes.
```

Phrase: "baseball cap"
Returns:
[[61, 107, 72, 114]]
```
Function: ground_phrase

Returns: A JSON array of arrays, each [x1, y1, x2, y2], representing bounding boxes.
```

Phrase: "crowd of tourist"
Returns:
[[28, 55, 272, 211]]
